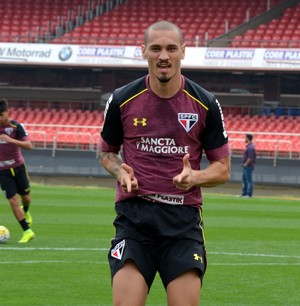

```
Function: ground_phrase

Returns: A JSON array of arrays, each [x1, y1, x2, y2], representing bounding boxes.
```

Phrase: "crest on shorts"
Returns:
[[111, 239, 125, 260], [178, 113, 198, 132]]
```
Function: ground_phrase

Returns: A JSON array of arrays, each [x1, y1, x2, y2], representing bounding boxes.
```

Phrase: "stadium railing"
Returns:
[[26, 124, 101, 153], [25, 123, 300, 161], [229, 135, 298, 159]]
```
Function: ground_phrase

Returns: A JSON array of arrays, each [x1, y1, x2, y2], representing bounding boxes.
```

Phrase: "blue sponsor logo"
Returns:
[[78, 47, 126, 57], [205, 49, 254, 60], [264, 50, 300, 61], [58, 46, 72, 61]]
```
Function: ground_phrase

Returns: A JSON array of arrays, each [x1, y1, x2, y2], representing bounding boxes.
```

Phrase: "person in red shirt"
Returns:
[[0, 99, 35, 243], [99, 21, 230, 305]]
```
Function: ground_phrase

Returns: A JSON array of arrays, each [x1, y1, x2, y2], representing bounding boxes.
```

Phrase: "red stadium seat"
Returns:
[[228, 2, 300, 48], [43, 0, 282, 46], [0, 0, 95, 43]]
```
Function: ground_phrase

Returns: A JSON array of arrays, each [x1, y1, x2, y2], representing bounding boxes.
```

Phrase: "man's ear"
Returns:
[[141, 44, 147, 59], [181, 44, 186, 60]]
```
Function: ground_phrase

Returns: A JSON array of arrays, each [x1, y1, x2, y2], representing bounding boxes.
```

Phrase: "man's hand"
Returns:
[[173, 154, 194, 191], [119, 163, 138, 193], [0, 134, 11, 143]]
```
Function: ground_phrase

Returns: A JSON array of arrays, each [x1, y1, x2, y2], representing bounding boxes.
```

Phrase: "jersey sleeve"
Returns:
[[202, 98, 229, 159], [15, 122, 29, 140], [100, 91, 124, 149]]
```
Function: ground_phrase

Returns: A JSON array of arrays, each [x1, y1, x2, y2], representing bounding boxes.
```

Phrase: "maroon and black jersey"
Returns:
[[100, 75, 230, 208], [0, 120, 29, 170]]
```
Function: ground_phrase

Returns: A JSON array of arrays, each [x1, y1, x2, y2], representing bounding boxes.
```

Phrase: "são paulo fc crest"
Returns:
[[178, 113, 198, 132], [5, 127, 13, 135], [111, 239, 125, 260]]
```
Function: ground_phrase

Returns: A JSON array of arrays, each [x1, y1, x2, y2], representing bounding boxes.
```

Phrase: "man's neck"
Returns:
[[149, 75, 183, 98]]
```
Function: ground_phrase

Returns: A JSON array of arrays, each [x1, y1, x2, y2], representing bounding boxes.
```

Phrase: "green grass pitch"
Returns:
[[1, 183, 299, 305]]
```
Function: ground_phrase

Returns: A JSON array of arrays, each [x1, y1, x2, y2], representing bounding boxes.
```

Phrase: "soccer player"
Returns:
[[0, 99, 35, 243], [99, 21, 230, 306], [240, 133, 256, 197]]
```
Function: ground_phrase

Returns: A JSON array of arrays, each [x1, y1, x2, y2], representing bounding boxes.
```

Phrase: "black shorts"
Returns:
[[108, 197, 207, 290], [0, 164, 30, 199]]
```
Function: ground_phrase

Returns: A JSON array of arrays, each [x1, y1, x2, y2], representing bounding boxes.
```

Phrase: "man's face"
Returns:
[[142, 29, 185, 83], [0, 111, 9, 125]]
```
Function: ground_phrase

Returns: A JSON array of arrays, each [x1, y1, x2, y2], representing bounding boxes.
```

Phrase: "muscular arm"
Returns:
[[99, 151, 138, 193], [0, 134, 32, 150], [195, 155, 231, 187], [173, 154, 231, 190], [99, 151, 123, 179]]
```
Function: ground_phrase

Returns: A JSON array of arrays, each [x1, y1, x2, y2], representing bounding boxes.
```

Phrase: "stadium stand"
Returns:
[[226, 112, 300, 158], [230, 2, 300, 48], [9, 107, 103, 150], [51, 0, 285, 46], [0, 0, 296, 47], [8, 106, 300, 158], [0, 0, 98, 43], [1, 0, 299, 157]]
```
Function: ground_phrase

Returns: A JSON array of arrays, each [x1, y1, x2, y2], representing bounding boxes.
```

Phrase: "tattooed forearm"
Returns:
[[99, 151, 123, 179]]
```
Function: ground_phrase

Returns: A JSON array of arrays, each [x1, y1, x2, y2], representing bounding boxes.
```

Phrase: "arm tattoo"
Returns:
[[99, 151, 123, 179]]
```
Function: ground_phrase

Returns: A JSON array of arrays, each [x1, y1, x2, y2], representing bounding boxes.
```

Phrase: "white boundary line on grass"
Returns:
[[1, 247, 300, 260], [1, 261, 300, 266], [211, 263, 300, 266], [209, 251, 300, 259], [0, 247, 107, 251], [0, 260, 108, 264]]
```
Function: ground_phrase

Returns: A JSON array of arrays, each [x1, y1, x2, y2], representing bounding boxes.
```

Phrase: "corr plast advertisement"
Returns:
[[0, 42, 299, 71]]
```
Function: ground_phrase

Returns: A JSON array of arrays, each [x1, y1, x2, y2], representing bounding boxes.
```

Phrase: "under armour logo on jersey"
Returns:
[[111, 239, 125, 260], [193, 253, 203, 263], [133, 118, 147, 126], [178, 113, 198, 132]]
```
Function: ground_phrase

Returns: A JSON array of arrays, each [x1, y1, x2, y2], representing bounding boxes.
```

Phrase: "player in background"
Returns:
[[99, 21, 230, 305], [0, 99, 35, 243]]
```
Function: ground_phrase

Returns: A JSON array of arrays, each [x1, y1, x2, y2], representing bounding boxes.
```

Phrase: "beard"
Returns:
[[157, 75, 171, 83], [156, 61, 172, 83]]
